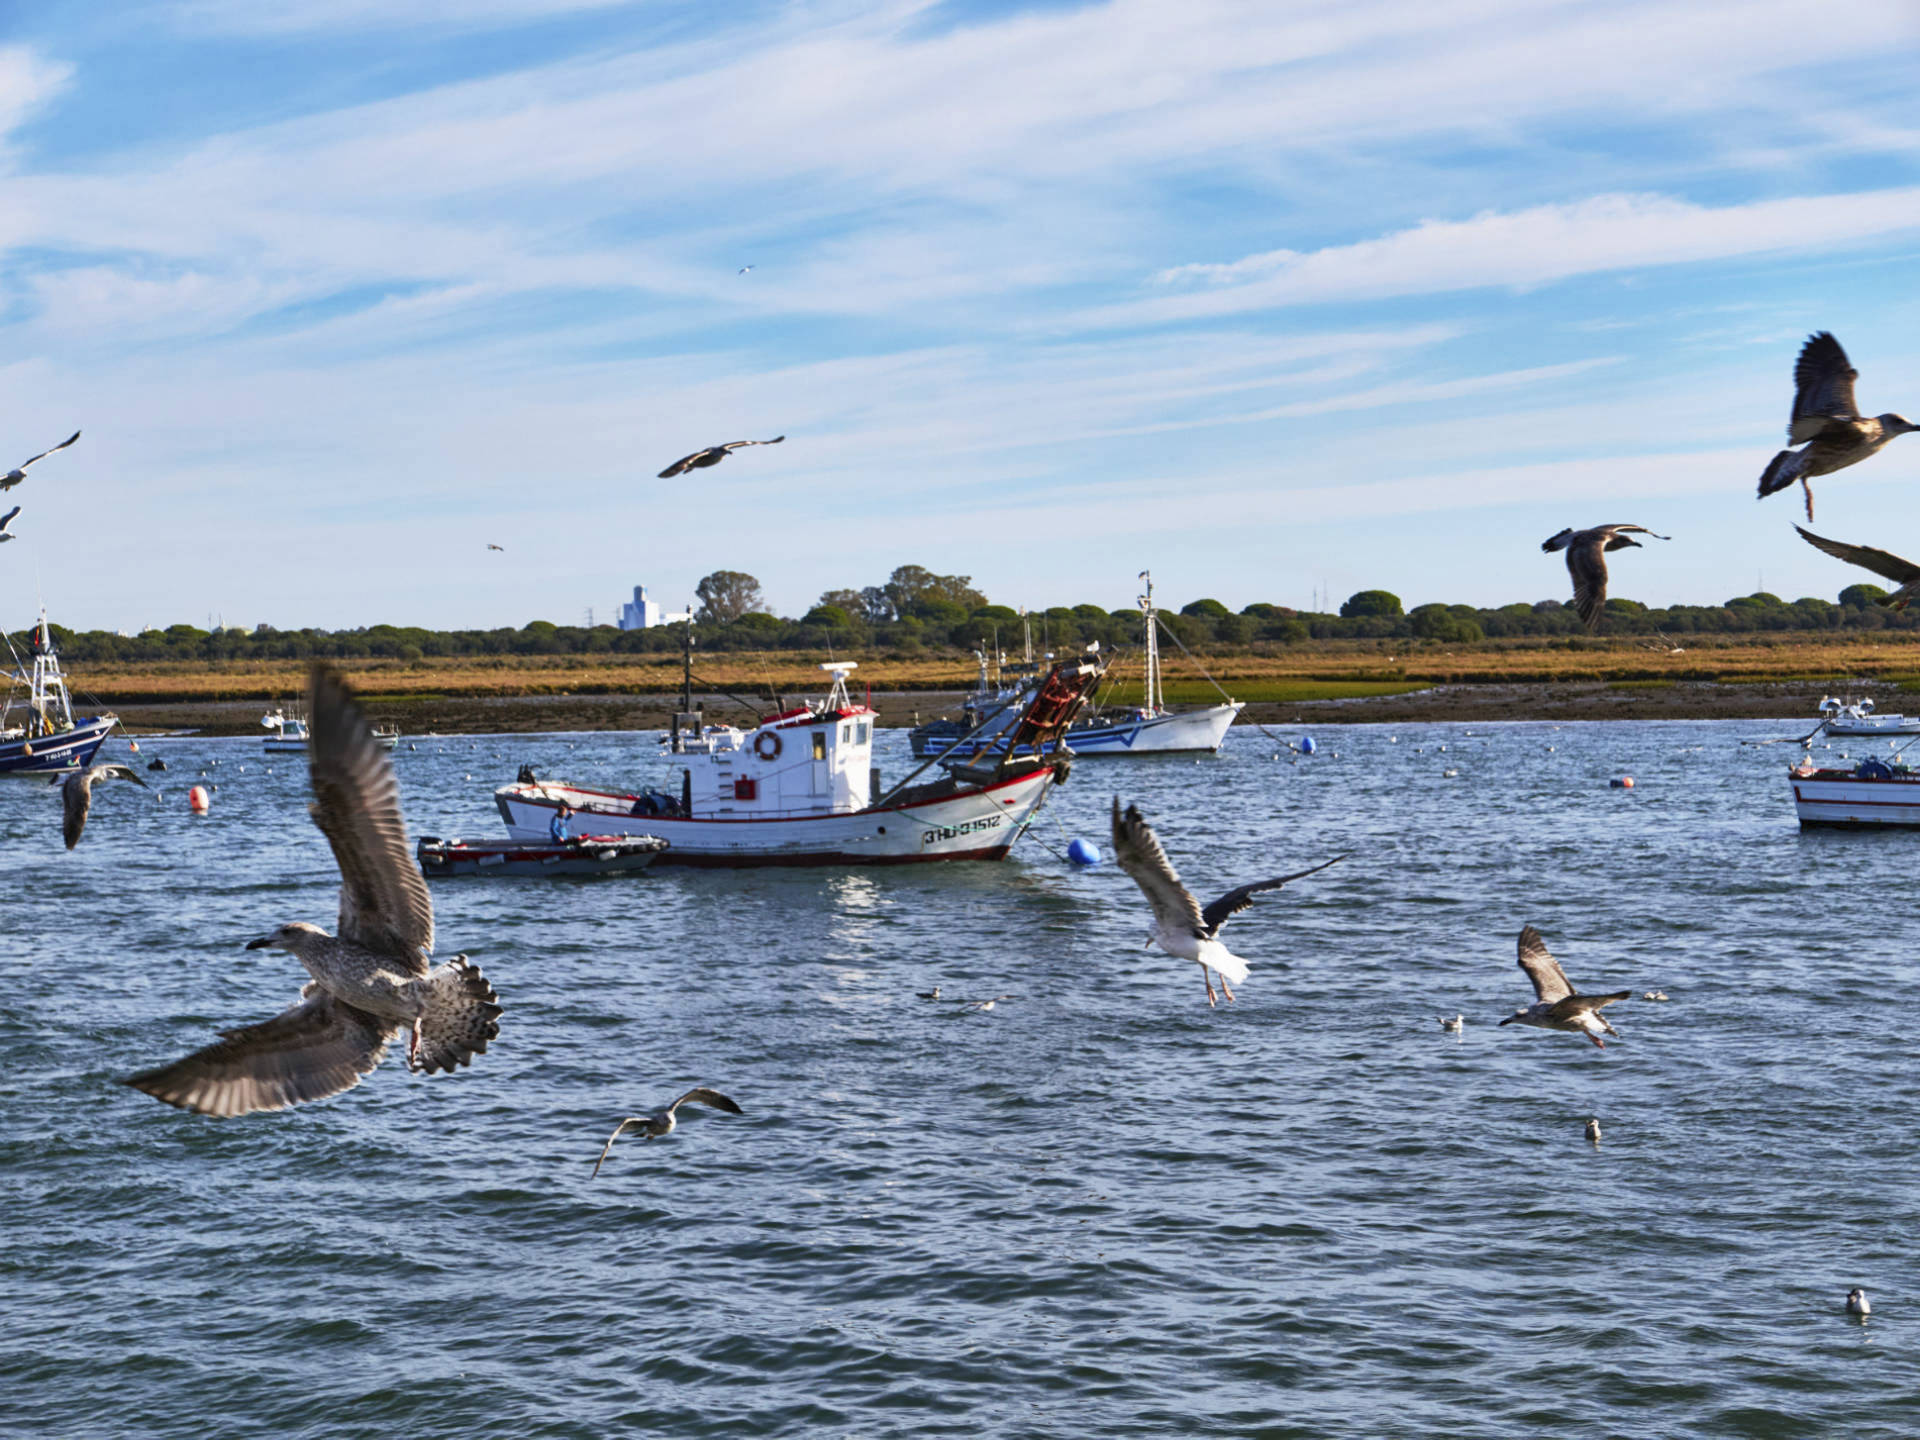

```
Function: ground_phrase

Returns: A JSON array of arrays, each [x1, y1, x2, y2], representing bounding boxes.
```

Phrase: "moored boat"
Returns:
[[0, 610, 116, 778], [417, 833, 669, 877], [265, 706, 399, 752], [1815, 696, 1920, 737], [908, 572, 1240, 759], [1788, 755, 1920, 827], [494, 656, 1106, 866]]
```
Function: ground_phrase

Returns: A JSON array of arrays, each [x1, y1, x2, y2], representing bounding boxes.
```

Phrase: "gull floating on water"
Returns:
[[1, 431, 79, 492], [1585, 1118, 1602, 1144], [1541, 525, 1671, 633], [657, 436, 784, 479], [1111, 796, 1345, 1006], [1848, 1288, 1871, 1317], [592, 1088, 743, 1177], [1438, 1014, 1464, 1032], [54, 763, 148, 848], [1795, 527, 1920, 611], [0, 506, 19, 542], [1500, 926, 1631, 1049], [1758, 333, 1914, 521], [123, 665, 502, 1117], [1642, 990, 1669, 1002]]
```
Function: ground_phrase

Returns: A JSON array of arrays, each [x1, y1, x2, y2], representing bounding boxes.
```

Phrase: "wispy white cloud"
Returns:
[[1121, 189, 1920, 324], [0, 47, 72, 155]]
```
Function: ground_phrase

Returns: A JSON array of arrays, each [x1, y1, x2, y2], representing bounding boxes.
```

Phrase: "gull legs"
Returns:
[[1803, 476, 1815, 523], [1201, 965, 1217, 1007]]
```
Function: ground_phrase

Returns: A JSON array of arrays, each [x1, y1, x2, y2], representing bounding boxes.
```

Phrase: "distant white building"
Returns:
[[618, 585, 692, 631]]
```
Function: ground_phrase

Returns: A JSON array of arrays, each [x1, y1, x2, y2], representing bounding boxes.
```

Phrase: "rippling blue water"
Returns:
[[4, 720, 1917, 1438]]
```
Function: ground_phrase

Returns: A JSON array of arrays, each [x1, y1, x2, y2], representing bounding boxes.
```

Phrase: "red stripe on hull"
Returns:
[[648, 843, 1014, 869]]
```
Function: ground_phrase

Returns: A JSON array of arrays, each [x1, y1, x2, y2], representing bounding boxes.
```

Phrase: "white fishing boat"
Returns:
[[264, 706, 399, 752], [908, 573, 1241, 758], [0, 610, 117, 778], [493, 656, 1106, 866], [1814, 696, 1920, 737], [1787, 754, 1920, 827]]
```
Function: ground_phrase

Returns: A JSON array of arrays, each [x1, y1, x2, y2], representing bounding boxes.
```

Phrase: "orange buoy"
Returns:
[[1610, 776, 1635, 789], [188, 784, 212, 813]]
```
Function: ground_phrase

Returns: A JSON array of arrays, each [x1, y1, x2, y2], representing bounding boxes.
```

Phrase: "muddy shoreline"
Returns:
[[87, 679, 1856, 736]]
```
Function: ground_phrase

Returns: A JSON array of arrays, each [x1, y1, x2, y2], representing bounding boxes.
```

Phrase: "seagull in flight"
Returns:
[[1795, 526, 1920, 611], [738, 265, 754, 275], [1759, 332, 1914, 521], [122, 665, 502, 1116], [657, 436, 784, 479], [1, 431, 79, 492], [0, 506, 18, 542], [1498, 926, 1631, 1049], [1541, 525, 1670, 632], [53, 763, 148, 848], [1110, 797, 1345, 1006], [486, 543, 505, 552], [592, 1087, 743, 1177]]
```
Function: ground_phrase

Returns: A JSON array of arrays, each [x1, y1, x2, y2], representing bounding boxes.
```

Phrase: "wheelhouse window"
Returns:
[[856, 721, 870, 744], [811, 732, 827, 761]]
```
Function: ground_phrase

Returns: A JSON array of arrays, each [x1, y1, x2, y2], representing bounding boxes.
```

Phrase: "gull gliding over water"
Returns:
[[1541, 525, 1670, 632], [1110, 797, 1345, 1006], [592, 1088, 743, 1177], [0, 506, 19, 541], [1758, 332, 1914, 522], [55, 764, 148, 849], [123, 665, 502, 1117], [1, 431, 79, 492], [657, 436, 784, 479], [1794, 526, 1920, 611], [1499, 926, 1631, 1050]]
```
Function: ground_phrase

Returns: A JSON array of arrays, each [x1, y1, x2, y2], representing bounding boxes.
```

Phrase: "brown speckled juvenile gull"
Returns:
[[1498, 926, 1630, 1050], [123, 664, 502, 1117], [55, 762, 148, 849], [1758, 332, 1915, 521], [592, 1088, 743, 1177], [1540, 525, 1670, 632]]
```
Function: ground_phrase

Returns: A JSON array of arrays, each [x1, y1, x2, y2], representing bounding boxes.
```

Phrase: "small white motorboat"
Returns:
[[264, 707, 399, 751], [1816, 696, 1920, 737]]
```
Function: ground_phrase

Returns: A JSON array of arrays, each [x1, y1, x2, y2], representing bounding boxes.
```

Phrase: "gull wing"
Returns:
[[122, 991, 396, 1117], [1199, 854, 1348, 936], [61, 764, 150, 849], [592, 1118, 645, 1178], [1795, 527, 1920, 605], [1111, 797, 1206, 939], [0, 505, 19, 533], [1789, 332, 1861, 442], [16, 431, 80, 472], [657, 448, 716, 478], [308, 664, 433, 969], [671, 1087, 743, 1116], [1565, 534, 1610, 632], [1516, 925, 1575, 1004]]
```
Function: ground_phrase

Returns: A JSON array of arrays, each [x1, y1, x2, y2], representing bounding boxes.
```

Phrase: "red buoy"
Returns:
[[188, 784, 211, 813]]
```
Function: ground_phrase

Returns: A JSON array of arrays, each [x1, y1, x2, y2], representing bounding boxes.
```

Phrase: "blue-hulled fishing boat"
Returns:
[[0, 611, 117, 777]]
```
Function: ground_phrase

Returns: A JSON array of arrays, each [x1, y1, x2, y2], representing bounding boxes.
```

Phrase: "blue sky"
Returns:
[[3, 0, 1920, 631]]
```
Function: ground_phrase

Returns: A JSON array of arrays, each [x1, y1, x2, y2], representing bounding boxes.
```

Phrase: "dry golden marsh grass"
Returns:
[[59, 633, 1920, 704]]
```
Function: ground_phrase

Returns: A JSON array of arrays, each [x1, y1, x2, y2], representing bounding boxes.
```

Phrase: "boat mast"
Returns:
[[1138, 571, 1162, 715], [29, 608, 74, 735]]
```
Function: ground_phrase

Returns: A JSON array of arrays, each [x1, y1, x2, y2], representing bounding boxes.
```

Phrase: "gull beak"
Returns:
[[245, 935, 275, 950]]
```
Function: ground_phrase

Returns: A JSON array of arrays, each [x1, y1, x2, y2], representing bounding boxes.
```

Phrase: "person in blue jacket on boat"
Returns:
[[550, 800, 575, 845]]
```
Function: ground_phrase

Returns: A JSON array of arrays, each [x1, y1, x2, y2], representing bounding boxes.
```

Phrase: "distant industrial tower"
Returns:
[[617, 585, 692, 631]]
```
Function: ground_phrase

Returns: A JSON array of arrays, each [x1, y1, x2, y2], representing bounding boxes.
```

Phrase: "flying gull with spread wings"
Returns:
[[1795, 526, 1920, 611], [2, 431, 79, 492], [1111, 797, 1345, 1006], [592, 1088, 743, 1177], [1498, 925, 1631, 1049], [0, 506, 19, 542], [123, 665, 502, 1116], [1541, 525, 1670, 632], [1758, 332, 1914, 521], [657, 436, 784, 479], [54, 763, 148, 849]]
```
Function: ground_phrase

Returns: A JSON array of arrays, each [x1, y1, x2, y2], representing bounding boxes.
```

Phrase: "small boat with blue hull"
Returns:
[[418, 833, 670, 877], [0, 611, 116, 779]]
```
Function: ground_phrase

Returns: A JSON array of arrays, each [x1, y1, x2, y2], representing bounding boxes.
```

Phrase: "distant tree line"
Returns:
[[16, 569, 1919, 666]]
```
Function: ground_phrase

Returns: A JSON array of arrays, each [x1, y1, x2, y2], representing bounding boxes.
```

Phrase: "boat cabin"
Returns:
[[668, 662, 877, 818]]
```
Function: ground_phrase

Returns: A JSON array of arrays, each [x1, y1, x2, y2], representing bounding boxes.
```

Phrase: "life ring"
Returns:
[[754, 731, 782, 761]]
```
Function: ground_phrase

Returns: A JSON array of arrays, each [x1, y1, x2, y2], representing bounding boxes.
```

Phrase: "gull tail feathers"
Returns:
[[1197, 939, 1249, 985], [1757, 447, 1806, 499], [411, 955, 503, 1075]]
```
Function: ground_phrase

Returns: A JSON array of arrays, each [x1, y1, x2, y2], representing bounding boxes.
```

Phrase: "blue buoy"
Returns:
[[1298, 735, 1317, 755], [1067, 838, 1101, 867]]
